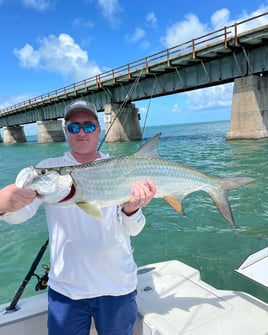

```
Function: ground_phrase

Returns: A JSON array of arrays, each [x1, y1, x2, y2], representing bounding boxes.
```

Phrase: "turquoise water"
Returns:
[[0, 121, 267, 305]]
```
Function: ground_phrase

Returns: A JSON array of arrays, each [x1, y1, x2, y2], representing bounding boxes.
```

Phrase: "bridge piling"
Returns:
[[37, 120, 65, 144], [227, 75, 268, 140], [3, 126, 27, 144], [104, 103, 142, 142]]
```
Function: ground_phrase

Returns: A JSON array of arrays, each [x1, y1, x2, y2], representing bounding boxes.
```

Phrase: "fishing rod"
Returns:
[[5, 238, 49, 312]]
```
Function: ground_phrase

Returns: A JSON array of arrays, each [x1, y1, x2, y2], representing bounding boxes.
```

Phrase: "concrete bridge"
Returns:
[[1, 12, 268, 143]]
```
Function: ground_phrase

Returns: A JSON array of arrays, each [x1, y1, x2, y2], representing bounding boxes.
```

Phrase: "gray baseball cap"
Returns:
[[64, 100, 98, 121]]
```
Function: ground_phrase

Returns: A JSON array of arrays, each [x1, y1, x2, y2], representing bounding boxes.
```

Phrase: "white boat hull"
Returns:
[[235, 247, 268, 288], [1, 260, 268, 334]]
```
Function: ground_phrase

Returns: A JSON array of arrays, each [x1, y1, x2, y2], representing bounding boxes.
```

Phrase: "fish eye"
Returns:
[[37, 169, 49, 176]]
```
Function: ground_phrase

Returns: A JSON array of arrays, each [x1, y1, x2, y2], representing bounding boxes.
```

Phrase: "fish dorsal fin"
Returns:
[[135, 133, 161, 158]]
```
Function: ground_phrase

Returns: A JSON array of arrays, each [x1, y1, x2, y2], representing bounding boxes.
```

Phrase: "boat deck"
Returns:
[[136, 260, 268, 334]]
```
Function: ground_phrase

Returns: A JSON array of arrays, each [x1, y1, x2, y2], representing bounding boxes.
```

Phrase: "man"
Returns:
[[1, 99, 156, 335]]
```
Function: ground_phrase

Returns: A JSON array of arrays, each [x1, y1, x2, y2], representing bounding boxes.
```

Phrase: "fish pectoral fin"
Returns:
[[76, 202, 102, 220], [163, 195, 185, 216]]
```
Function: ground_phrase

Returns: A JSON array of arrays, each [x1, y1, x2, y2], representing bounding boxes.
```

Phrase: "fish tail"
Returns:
[[208, 176, 255, 227], [209, 190, 235, 227]]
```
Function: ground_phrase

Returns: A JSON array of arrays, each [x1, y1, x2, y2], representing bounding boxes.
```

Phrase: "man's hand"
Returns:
[[0, 184, 37, 214], [122, 180, 156, 216]]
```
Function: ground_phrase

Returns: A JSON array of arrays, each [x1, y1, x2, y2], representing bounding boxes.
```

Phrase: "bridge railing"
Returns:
[[1, 12, 267, 115]]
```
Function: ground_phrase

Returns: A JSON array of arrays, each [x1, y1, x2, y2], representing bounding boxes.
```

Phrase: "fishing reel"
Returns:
[[35, 264, 50, 291]]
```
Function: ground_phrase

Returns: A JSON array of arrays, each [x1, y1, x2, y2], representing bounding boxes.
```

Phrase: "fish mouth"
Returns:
[[16, 167, 36, 188]]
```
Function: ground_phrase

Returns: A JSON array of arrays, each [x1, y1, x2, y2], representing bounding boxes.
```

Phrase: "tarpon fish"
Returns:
[[15, 133, 254, 226]]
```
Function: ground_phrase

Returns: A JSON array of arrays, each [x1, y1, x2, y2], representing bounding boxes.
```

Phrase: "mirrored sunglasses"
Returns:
[[66, 122, 98, 134]]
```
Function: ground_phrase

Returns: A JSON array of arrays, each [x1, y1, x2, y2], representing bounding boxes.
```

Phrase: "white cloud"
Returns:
[[184, 84, 233, 111], [125, 27, 145, 43], [172, 103, 182, 113], [162, 13, 208, 48], [162, 5, 268, 49], [210, 8, 231, 30], [0, 93, 33, 109], [97, 0, 123, 27], [146, 11, 157, 27], [73, 17, 94, 29], [14, 33, 101, 81], [22, 0, 51, 11], [211, 6, 268, 32], [14, 43, 40, 68]]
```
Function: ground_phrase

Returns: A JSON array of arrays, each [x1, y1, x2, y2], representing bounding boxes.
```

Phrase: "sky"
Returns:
[[1, 0, 268, 135]]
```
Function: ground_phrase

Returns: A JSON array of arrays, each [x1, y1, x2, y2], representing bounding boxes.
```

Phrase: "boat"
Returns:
[[1, 255, 268, 335], [235, 246, 268, 288]]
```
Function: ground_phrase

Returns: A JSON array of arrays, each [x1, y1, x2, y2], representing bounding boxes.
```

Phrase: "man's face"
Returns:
[[65, 110, 101, 156]]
